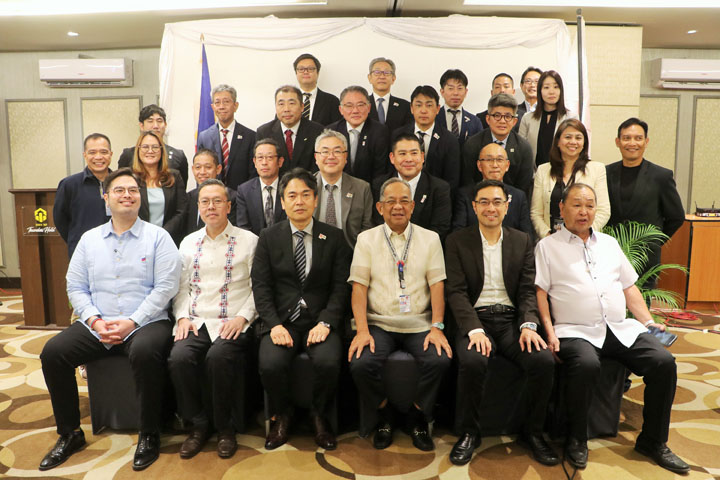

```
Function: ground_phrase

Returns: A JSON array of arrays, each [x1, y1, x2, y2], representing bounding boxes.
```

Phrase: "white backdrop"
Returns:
[[159, 15, 587, 184]]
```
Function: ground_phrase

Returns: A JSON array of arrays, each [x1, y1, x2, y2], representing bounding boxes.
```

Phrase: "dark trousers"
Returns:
[[558, 326, 677, 442], [258, 313, 341, 418], [168, 324, 251, 434], [455, 312, 555, 435], [40, 321, 172, 436], [349, 324, 451, 421]]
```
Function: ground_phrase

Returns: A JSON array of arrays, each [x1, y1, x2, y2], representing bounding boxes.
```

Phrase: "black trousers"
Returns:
[[455, 312, 555, 435], [40, 321, 172, 436], [258, 313, 341, 418], [558, 326, 677, 442], [349, 325, 451, 421], [168, 324, 251, 434]]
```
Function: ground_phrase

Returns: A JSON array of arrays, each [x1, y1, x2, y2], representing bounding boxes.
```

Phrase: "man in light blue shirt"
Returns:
[[39, 168, 181, 473]]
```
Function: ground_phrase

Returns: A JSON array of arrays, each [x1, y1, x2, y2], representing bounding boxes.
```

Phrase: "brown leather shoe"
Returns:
[[217, 433, 237, 458], [179, 429, 210, 459], [311, 415, 337, 450], [265, 414, 290, 450]]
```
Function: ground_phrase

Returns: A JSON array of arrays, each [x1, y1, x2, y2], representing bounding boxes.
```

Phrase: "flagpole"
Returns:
[[576, 8, 584, 123]]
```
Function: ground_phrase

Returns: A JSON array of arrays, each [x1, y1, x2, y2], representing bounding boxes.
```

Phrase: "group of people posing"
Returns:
[[41, 53, 689, 475]]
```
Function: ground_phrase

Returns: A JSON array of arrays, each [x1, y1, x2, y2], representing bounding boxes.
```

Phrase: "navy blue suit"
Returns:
[[235, 178, 286, 237], [436, 107, 483, 146], [369, 94, 413, 135], [197, 122, 256, 192], [392, 123, 461, 192], [327, 118, 390, 183]]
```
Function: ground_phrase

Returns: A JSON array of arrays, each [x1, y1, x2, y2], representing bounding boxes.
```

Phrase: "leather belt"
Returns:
[[475, 304, 515, 314]]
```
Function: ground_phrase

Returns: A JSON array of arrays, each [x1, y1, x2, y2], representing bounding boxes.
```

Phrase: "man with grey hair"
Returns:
[[463, 93, 534, 197], [328, 85, 390, 183], [367, 57, 413, 134], [257, 85, 324, 174], [349, 176, 451, 452], [312, 129, 374, 248], [197, 84, 256, 191]]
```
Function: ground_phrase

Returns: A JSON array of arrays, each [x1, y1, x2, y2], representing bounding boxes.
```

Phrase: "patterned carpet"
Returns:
[[1, 292, 719, 479]]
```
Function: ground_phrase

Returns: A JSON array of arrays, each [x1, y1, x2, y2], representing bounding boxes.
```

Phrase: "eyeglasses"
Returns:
[[473, 199, 507, 208], [316, 149, 347, 158], [255, 154, 278, 162], [112, 186, 140, 195], [213, 99, 235, 106], [371, 70, 393, 77], [296, 67, 317, 73], [198, 198, 227, 207], [139, 144, 161, 152], [488, 113, 516, 122], [523, 79, 539, 85], [383, 199, 412, 206], [86, 149, 111, 156], [478, 157, 508, 165], [341, 102, 369, 110]]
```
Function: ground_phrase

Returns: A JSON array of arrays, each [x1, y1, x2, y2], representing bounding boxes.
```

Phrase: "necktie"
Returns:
[[449, 109, 460, 137], [289, 230, 307, 322], [349, 129, 359, 167], [302, 93, 311, 119], [325, 184, 337, 227], [377, 97, 386, 125], [221, 129, 230, 173], [417, 131, 426, 154], [285, 129, 294, 162], [264, 185, 274, 227], [494, 140, 504, 148]]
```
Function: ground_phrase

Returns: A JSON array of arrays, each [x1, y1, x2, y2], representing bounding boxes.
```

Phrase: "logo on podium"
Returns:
[[34, 207, 48, 226]]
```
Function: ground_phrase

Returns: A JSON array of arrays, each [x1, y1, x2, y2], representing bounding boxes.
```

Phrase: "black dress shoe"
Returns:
[[179, 429, 210, 459], [311, 415, 337, 450], [39, 430, 86, 471], [520, 433, 560, 466], [373, 421, 393, 450], [449, 433, 479, 466], [133, 432, 160, 471], [410, 422, 434, 451], [217, 432, 238, 458], [564, 437, 588, 469], [635, 435, 690, 474], [265, 414, 290, 450]]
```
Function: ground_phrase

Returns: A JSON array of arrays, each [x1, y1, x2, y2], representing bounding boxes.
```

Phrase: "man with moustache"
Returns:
[[294, 53, 341, 126], [436, 69, 483, 146], [367, 57, 413, 134], [184, 149, 237, 236]]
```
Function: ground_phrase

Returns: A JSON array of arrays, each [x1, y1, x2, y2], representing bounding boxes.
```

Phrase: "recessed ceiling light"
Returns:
[[67, 31, 79, 37], [687, 30, 698, 34]]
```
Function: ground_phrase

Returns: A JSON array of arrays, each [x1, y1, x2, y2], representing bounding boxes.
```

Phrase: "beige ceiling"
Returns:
[[1, 1, 718, 52]]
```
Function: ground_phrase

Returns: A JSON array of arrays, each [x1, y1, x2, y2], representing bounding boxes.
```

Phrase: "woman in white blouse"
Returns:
[[530, 118, 610, 239], [518, 70, 577, 168]]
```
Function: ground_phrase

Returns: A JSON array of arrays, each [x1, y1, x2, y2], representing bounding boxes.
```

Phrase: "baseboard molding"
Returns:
[[0, 277, 21, 289]]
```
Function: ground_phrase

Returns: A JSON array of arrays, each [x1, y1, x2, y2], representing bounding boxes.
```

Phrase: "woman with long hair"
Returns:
[[518, 70, 577, 168], [530, 119, 610, 238], [132, 130, 187, 244]]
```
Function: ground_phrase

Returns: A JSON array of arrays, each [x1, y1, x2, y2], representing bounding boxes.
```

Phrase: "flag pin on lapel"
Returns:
[[464, 116, 470, 123], [346, 192, 353, 198], [510, 148, 515, 153], [433, 133, 440, 140], [421, 194, 427, 203], [393, 102, 399, 107], [319, 233, 327, 240], [238, 135, 242, 140]]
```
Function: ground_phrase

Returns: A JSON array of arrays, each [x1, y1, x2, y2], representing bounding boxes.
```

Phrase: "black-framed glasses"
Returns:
[[296, 67, 317, 73], [488, 113, 516, 122]]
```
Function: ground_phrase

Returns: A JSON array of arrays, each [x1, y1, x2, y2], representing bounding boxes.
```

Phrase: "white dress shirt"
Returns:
[[218, 120, 236, 150], [399, 172, 421, 199], [474, 229, 514, 308], [290, 219, 313, 279], [445, 106, 463, 132], [173, 222, 258, 341], [260, 177, 279, 209], [302, 86, 318, 118], [534, 225, 646, 348], [318, 175, 343, 229], [282, 122, 299, 145], [414, 122, 434, 153], [375, 93, 390, 122]]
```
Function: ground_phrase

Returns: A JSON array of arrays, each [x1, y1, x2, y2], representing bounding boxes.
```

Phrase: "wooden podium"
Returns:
[[9, 188, 72, 328], [659, 214, 720, 310]]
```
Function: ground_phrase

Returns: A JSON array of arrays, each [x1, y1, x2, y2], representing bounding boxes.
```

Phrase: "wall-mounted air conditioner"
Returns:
[[39, 58, 133, 87], [651, 58, 720, 90]]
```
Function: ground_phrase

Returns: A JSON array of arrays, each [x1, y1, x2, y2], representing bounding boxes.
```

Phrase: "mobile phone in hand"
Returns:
[[648, 327, 677, 347]]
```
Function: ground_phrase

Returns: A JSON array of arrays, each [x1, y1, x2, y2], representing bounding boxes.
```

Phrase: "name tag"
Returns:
[[399, 294, 411, 313]]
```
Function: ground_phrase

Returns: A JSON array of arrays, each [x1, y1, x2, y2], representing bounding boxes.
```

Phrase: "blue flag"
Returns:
[[196, 43, 213, 150]]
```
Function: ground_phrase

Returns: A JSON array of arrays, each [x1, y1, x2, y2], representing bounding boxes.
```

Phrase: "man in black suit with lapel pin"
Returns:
[[196, 84, 256, 192], [463, 93, 534, 197], [251, 168, 351, 452], [294, 53, 341, 126], [367, 57, 413, 134], [392, 85, 461, 192], [606, 118, 685, 288], [257, 85, 324, 175], [313, 129, 374, 248], [445, 179, 557, 467], [236, 139, 287, 236], [372, 133, 451, 241], [328, 85, 390, 183], [436, 69, 483, 147], [184, 149, 237, 237], [453, 143, 532, 237]]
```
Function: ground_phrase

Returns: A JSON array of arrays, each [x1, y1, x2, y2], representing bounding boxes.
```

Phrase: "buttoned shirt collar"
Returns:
[[555, 224, 597, 245], [290, 218, 314, 236], [201, 218, 234, 242], [399, 171, 421, 198], [102, 216, 142, 239], [383, 221, 411, 240], [479, 227, 503, 247], [346, 120, 365, 133], [491, 132, 508, 147]]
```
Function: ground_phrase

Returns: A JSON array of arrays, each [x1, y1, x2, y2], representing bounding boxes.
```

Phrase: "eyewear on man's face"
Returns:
[[488, 113, 516, 122], [473, 199, 507, 208], [296, 67, 317, 73], [523, 79, 539, 85], [112, 186, 140, 196], [198, 198, 227, 208], [213, 99, 234, 107], [371, 70, 393, 77], [86, 149, 111, 156], [478, 157, 508, 165], [255, 155, 278, 162], [316, 149, 346, 158], [384, 198, 412, 207], [341, 102, 369, 110]]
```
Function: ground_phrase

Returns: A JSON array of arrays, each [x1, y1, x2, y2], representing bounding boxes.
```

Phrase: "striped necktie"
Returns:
[[289, 230, 307, 322], [221, 129, 230, 173], [302, 93, 311, 119]]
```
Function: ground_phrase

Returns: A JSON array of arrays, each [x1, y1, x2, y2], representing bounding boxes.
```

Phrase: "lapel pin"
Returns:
[[510, 148, 515, 153], [346, 192, 353, 198], [464, 116, 470, 122], [433, 133, 440, 140], [238, 135, 242, 140], [421, 194, 427, 203], [393, 102, 399, 107], [303, 137, 308, 141], [318, 233, 326, 240], [362, 141, 366, 146]]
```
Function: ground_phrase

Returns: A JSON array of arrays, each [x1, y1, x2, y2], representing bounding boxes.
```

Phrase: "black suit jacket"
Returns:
[[452, 183, 533, 239], [327, 118, 390, 183], [445, 226, 539, 336], [436, 107, 483, 146], [516, 102, 528, 127], [392, 123, 461, 191], [371, 171, 451, 240], [462, 129, 534, 197], [235, 178, 286, 236], [196, 122, 257, 192], [251, 220, 351, 335], [606, 159, 685, 270], [369, 94, 413, 135], [183, 187, 238, 238], [311, 89, 342, 126], [256, 118, 324, 174], [138, 170, 187, 245], [118, 144, 189, 186]]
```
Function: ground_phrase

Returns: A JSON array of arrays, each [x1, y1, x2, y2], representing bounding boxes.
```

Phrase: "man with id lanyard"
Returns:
[[348, 177, 451, 452]]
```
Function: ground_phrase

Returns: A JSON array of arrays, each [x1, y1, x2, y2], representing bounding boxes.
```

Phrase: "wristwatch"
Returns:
[[318, 321, 331, 330], [520, 322, 537, 332], [431, 322, 445, 331]]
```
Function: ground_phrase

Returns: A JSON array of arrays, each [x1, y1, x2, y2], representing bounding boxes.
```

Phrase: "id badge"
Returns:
[[399, 294, 411, 313]]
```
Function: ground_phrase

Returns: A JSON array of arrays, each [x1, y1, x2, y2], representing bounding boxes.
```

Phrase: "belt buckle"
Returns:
[[490, 304, 502, 314]]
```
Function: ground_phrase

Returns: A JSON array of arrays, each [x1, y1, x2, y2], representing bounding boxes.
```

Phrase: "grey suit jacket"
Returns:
[[313, 172, 374, 248]]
